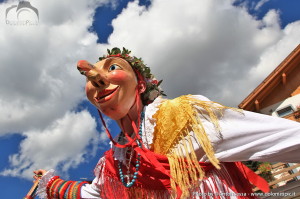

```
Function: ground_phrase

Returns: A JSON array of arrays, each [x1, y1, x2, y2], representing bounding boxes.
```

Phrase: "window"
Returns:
[[276, 105, 294, 117]]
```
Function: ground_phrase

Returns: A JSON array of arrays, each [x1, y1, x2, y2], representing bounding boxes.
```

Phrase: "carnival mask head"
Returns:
[[77, 47, 165, 120]]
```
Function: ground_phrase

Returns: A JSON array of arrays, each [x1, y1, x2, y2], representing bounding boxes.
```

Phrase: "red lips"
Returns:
[[95, 86, 119, 103]]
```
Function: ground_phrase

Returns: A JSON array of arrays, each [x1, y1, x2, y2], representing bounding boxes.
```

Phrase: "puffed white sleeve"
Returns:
[[81, 156, 106, 198], [192, 95, 300, 163], [80, 177, 101, 198]]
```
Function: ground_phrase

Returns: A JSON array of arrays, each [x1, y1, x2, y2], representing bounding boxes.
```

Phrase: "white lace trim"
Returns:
[[142, 96, 165, 148], [36, 169, 55, 199], [94, 156, 106, 185]]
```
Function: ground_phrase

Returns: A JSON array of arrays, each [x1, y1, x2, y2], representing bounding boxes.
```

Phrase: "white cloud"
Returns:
[[0, 110, 98, 179], [0, 0, 113, 178], [249, 21, 300, 85], [105, 0, 300, 106], [0, 0, 108, 134], [254, 0, 270, 11]]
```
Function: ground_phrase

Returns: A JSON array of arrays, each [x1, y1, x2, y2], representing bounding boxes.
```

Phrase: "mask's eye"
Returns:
[[108, 64, 121, 72]]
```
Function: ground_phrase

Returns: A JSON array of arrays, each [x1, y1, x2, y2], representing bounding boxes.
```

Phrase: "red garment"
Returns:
[[96, 148, 269, 199]]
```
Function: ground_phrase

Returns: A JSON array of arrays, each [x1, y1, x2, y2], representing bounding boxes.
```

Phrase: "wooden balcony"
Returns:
[[253, 163, 300, 193]]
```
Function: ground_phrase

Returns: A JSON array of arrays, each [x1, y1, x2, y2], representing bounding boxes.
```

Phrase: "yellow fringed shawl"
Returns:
[[152, 95, 240, 198]]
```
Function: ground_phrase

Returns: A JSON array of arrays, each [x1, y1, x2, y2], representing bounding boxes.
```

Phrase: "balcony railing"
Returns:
[[253, 163, 300, 192]]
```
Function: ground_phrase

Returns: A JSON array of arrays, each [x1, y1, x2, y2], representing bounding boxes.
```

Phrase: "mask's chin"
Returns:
[[101, 108, 129, 121], [94, 99, 127, 119]]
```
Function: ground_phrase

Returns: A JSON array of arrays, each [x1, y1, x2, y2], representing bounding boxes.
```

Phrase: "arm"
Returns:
[[213, 109, 300, 162], [193, 95, 300, 163]]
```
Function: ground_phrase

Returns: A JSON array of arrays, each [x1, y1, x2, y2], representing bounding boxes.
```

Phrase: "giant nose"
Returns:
[[77, 60, 94, 76], [77, 60, 108, 88]]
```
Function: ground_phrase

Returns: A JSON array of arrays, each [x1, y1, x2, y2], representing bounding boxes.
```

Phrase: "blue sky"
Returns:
[[0, 0, 300, 198]]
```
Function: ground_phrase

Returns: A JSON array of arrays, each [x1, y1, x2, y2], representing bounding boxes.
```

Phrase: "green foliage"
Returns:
[[244, 161, 274, 183]]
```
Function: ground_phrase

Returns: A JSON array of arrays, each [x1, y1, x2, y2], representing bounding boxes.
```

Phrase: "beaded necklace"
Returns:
[[118, 111, 144, 188]]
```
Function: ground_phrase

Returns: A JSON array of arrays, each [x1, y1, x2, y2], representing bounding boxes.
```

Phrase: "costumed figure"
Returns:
[[29, 47, 300, 199]]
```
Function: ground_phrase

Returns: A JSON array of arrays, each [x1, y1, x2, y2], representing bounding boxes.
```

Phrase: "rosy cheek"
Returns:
[[108, 70, 130, 83]]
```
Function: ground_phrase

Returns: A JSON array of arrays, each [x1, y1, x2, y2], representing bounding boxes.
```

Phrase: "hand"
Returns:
[[33, 169, 47, 181]]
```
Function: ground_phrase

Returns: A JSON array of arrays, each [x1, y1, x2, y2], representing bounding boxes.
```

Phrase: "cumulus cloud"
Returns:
[[0, 0, 113, 179], [105, 0, 300, 106], [0, 0, 108, 134], [254, 0, 270, 11], [249, 21, 300, 85], [0, 110, 99, 179]]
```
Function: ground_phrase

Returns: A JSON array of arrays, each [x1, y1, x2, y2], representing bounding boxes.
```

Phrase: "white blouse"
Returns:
[[38, 95, 300, 198]]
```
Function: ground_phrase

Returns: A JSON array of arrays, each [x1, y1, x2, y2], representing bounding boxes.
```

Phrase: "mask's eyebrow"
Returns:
[[101, 57, 128, 70], [94, 58, 114, 70]]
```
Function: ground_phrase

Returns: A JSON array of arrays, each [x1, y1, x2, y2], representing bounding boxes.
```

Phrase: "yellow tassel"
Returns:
[[152, 95, 241, 198]]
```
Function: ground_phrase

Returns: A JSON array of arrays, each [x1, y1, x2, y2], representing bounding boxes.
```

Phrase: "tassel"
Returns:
[[152, 95, 241, 198]]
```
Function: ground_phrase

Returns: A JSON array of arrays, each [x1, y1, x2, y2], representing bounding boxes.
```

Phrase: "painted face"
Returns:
[[77, 57, 138, 120]]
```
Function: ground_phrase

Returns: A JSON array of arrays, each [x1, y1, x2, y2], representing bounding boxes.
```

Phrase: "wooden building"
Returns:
[[239, 44, 300, 190], [239, 44, 300, 121]]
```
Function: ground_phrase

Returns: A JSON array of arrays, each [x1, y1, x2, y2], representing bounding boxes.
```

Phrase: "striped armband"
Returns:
[[66, 181, 89, 199], [46, 176, 89, 199]]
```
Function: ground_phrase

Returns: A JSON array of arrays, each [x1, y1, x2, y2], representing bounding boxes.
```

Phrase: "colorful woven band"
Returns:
[[46, 176, 60, 199], [45, 177, 89, 199], [59, 181, 74, 199]]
